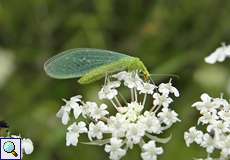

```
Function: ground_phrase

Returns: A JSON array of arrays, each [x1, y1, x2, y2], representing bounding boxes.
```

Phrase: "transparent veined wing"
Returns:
[[44, 48, 131, 79]]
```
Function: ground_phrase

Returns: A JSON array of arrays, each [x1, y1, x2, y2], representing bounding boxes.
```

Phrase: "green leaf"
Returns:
[[44, 48, 149, 84], [145, 133, 172, 144], [80, 138, 110, 146]]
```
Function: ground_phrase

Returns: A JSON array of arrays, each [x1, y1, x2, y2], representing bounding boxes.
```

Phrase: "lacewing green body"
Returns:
[[44, 48, 149, 84]]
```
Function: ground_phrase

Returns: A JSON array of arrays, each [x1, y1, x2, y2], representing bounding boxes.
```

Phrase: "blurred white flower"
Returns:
[[10, 135, 34, 157], [0, 49, 15, 87], [205, 43, 230, 64], [22, 138, 34, 155], [184, 94, 230, 159]]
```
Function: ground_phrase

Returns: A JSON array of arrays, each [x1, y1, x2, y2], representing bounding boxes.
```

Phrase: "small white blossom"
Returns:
[[218, 110, 230, 121], [10, 135, 34, 157], [153, 93, 173, 108], [105, 138, 126, 160], [198, 112, 218, 125], [158, 82, 179, 97], [66, 131, 79, 147], [126, 123, 145, 144], [81, 101, 97, 117], [158, 108, 180, 127], [122, 72, 143, 89], [138, 112, 162, 134], [89, 103, 109, 121], [205, 43, 230, 64], [220, 136, 230, 158], [201, 133, 216, 153], [207, 121, 230, 134], [213, 97, 229, 109], [56, 95, 83, 125], [70, 95, 82, 102], [22, 138, 34, 155], [108, 113, 128, 138], [192, 93, 218, 113], [88, 121, 108, 141], [184, 127, 203, 146], [56, 105, 71, 125], [141, 140, 163, 160], [124, 102, 144, 122], [66, 122, 88, 146], [98, 81, 120, 100], [137, 82, 156, 94], [112, 71, 130, 81]]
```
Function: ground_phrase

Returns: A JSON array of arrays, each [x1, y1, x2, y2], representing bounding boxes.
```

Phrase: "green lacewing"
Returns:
[[44, 48, 149, 84]]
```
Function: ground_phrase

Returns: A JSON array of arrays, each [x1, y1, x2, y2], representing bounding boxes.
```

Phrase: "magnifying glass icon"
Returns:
[[3, 141, 18, 157]]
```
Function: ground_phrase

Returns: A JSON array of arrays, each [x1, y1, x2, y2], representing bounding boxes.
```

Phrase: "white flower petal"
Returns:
[[22, 138, 34, 155]]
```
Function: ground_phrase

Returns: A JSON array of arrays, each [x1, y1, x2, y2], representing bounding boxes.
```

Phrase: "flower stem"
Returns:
[[110, 100, 119, 112], [142, 93, 147, 106], [151, 105, 162, 114], [134, 88, 138, 102], [130, 89, 134, 102], [119, 92, 128, 105], [115, 96, 122, 108]]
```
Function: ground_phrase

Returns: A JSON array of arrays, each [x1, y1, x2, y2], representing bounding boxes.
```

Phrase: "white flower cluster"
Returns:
[[184, 93, 230, 160], [56, 71, 180, 160], [0, 134, 34, 158], [0, 49, 15, 87], [205, 43, 230, 64]]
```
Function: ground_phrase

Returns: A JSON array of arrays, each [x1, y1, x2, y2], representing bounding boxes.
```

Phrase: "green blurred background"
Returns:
[[0, 0, 230, 159]]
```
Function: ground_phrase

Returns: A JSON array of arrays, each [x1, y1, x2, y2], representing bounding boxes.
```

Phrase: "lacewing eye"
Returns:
[[44, 48, 149, 84]]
